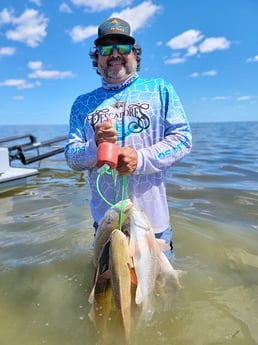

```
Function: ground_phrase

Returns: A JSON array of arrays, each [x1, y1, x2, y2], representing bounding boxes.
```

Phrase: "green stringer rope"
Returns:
[[96, 164, 128, 230]]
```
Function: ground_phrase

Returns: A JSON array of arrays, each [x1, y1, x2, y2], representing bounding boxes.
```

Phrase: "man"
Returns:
[[65, 18, 192, 259]]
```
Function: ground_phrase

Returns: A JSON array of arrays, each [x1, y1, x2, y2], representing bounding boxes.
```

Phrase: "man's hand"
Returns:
[[95, 119, 117, 146], [117, 146, 138, 175]]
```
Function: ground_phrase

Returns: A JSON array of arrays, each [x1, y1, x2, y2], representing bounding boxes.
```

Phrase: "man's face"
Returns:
[[97, 37, 137, 83]]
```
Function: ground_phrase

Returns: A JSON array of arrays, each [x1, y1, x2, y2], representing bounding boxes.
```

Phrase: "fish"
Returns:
[[89, 201, 183, 339], [128, 205, 182, 321], [157, 251, 183, 288], [109, 229, 133, 343], [93, 199, 133, 266], [89, 229, 134, 343], [88, 241, 113, 342], [128, 206, 161, 321]]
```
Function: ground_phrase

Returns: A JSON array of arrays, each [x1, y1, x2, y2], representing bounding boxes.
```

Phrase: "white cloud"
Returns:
[[0, 79, 35, 89], [28, 61, 74, 81], [212, 96, 230, 100], [69, 1, 160, 43], [199, 37, 230, 53], [69, 24, 97, 42], [0, 8, 12, 25], [111, 1, 161, 32], [202, 70, 217, 76], [70, 0, 132, 12], [190, 70, 217, 77], [59, 2, 73, 13], [0, 46, 16, 56], [28, 60, 43, 70], [165, 57, 186, 64], [0, 60, 74, 90], [190, 72, 199, 78], [237, 95, 251, 101], [1, 8, 48, 47], [166, 30, 231, 62], [29, 0, 42, 6], [28, 69, 74, 79], [185, 45, 198, 57], [167, 29, 204, 51], [247, 55, 258, 63]]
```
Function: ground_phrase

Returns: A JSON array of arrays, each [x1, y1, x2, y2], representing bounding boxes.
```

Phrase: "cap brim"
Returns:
[[95, 34, 135, 46]]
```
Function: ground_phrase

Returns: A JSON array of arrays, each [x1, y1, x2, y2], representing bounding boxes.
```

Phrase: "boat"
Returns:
[[0, 146, 38, 191], [0, 133, 66, 192]]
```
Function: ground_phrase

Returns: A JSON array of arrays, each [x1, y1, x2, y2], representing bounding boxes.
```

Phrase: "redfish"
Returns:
[[128, 206, 182, 321], [109, 229, 133, 343], [93, 199, 133, 266]]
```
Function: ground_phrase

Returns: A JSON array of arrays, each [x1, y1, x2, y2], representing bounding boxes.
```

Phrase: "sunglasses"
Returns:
[[98, 44, 132, 56]]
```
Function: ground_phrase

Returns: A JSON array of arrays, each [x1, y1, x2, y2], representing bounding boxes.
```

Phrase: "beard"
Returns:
[[98, 57, 137, 81]]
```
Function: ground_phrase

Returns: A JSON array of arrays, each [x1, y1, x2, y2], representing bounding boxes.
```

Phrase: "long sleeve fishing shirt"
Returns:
[[65, 73, 192, 233]]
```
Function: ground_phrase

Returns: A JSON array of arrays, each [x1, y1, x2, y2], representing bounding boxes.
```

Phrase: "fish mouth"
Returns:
[[112, 199, 133, 213], [118, 200, 133, 219]]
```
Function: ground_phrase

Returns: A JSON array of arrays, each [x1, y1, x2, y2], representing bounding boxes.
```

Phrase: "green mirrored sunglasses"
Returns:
[[98, 44, 132, 56]]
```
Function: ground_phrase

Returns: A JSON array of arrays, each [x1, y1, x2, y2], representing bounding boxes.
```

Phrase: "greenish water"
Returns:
[[0, 122, 258, 345]]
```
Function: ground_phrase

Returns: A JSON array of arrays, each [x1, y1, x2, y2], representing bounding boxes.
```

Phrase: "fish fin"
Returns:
[[97, 269, 111, 283], [129, 267, 138, 285], [128, 234, 142, 258], [135, 284, 143, 305], [144, 231, 160, 250], [128, 234, 134, 257], [144, 231, 153, 247], [156, 238, 170, 251], [127, 254, 134, 268], [88, 306, 96, 326], [98, 241, 110, 274], [88, 265, 99, 304], [88, 262, 111, 305], [175, 269, 187, 288], [140, 300, 154, 323], [128, 244, 135, 258], [159, 268, 186, 289], [88, 287, 95, 304]]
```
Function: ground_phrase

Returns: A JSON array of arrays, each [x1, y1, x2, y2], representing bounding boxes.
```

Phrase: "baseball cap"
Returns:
[[94, 18, 135, 46]]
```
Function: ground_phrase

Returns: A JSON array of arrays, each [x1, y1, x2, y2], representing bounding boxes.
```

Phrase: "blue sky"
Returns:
[[0, 0, 257, 125]]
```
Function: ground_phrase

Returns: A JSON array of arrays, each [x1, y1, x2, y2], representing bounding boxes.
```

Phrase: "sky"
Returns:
[[0, 0, 257, 125]]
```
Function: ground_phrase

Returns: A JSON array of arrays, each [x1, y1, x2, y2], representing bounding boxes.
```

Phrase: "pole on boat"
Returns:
[[0, 134, 67, 165], [19, 147, 65, 164], [0, 133, 37, 145]]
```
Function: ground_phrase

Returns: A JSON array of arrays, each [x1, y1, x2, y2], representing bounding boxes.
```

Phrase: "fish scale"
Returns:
[[128, 206, 161, 321]]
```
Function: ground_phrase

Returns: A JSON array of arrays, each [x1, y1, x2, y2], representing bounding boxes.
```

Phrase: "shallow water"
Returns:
[[0, 122, 258, 345]]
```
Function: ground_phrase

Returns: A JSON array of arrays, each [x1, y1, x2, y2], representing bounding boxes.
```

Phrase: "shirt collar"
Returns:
[[102, 72, 138, 91]]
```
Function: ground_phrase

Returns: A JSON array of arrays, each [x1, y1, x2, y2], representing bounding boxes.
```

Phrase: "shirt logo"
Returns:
[[88, 102, 150, 141]]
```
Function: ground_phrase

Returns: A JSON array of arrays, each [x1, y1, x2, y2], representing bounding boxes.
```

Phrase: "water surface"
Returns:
[[0, 122, 258, 345]]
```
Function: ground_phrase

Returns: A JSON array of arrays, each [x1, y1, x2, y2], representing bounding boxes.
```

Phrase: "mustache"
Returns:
[[107, 56, 126, 64]]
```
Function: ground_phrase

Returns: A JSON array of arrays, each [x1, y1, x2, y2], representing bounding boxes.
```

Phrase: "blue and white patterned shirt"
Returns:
[[65, 73, 192, 233]]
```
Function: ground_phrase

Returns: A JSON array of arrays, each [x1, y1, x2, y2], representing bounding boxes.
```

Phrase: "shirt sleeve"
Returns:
[[64, 97, 98, 171]]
